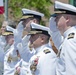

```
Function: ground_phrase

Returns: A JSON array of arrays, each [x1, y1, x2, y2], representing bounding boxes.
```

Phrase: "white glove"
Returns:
[[17, 21, 24, 32], [13, 21, 24, 49], [49, 17, 58, 32]]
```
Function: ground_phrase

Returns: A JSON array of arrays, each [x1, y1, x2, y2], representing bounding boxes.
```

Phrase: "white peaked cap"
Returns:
[[54, 1, 76, 15], [22, 8, 44, 17], [30, 22, 51, 36]]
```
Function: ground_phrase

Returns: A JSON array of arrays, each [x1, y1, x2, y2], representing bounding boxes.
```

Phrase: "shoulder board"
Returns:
[[43, 49, 51, 54], [67, 33, 75, 39]]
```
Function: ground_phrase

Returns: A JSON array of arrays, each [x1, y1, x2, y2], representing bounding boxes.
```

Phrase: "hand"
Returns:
[[49, 17, 58, 32], [24, 20, 32, 32]]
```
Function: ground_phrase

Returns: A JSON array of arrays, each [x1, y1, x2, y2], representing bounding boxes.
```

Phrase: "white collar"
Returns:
[[35, 43, 49, 54], [63, 26, 76, 38]]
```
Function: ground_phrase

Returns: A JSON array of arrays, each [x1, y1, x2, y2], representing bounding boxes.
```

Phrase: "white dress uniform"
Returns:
[[29, 43, 57, 75], [49, 1, 76, 75], [16, 22, 57, 75], [57, 26, 76, 75], [0, 35, 6, 75], [4, 45, 21, 75], [5, 21, 35, 75], [3, 25, 22, 75], [49, 17, 65, 75]]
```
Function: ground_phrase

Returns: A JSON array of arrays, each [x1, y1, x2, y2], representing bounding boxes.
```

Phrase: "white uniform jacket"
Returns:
[[29, 43, 57, 75], [0, 35, 6, 75], [57, 26, 76, 75], [4, 45, 21, 75]]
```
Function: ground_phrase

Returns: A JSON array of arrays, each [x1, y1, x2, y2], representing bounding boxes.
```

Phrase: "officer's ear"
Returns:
[[40, 35, 45, 44], [41, 37, 44, 43], [64, 15, 71, 24]]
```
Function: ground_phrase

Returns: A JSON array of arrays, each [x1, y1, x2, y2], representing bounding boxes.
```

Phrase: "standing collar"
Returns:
[[63, 26, 76, 38], [35, 43, 49, 54]]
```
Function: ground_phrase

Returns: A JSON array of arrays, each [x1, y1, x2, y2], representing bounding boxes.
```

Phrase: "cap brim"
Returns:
[[2, 32, 13, 36], [51, 13, 57, 17], [20, 15, 34, 20], [51, 12, 65, 17]]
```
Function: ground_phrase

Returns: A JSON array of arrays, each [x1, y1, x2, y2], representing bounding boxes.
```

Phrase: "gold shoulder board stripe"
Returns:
[[43, 49, 51, 54], [67, 33, 75, 39]]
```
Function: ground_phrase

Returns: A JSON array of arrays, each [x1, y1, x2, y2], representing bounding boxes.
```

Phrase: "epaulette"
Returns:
[[43, 49, 51, 54], [67, 33, 75, 39]]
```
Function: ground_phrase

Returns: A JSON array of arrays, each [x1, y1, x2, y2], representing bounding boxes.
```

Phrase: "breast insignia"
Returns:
[[67, 33, 75, 39], [7, 54, 12, 62], [43, 49, 51, 54], [14, 70, 19, 75]]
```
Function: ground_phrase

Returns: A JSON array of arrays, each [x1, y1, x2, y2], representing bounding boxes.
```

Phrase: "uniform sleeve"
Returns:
[[51, 31, 64, 50], [9, 21, 24, 56], [16, 35, 34, 62], [49, 17, 64, 50], [8, 45, 18, 58], [14, 21, 24, 47], [17, 42, 34, 62], [13, 21, 33, 62], [22, 35, 30, 47], [17, 35, 30, 56], [0, 36, 6, 48]]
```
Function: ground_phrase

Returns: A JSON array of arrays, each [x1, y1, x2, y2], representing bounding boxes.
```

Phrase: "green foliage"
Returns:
[[8, 0, 53, 21], [0, 0, 53, 27]]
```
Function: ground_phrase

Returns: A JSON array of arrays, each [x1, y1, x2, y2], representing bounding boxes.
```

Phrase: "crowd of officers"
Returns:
[[0, 1, 76, 75]]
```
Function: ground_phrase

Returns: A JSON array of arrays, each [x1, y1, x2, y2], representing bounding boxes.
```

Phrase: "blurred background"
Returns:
[[0, 0, 75, 27]]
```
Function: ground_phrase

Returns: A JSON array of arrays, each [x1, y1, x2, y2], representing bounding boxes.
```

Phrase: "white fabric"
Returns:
[[0, 0, 3, 6], [22, 8, 44, 17], [49, 17, 64, 50], [55, 1, 76, 13], [17, 35, 34, 62], [29, 44, 57, 75], [31, 22, 51, 36], [49, 17, 58, 32], [0, 35, 6, 75], [4, 45, 21, 75], [57, 26, 76, 75]]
